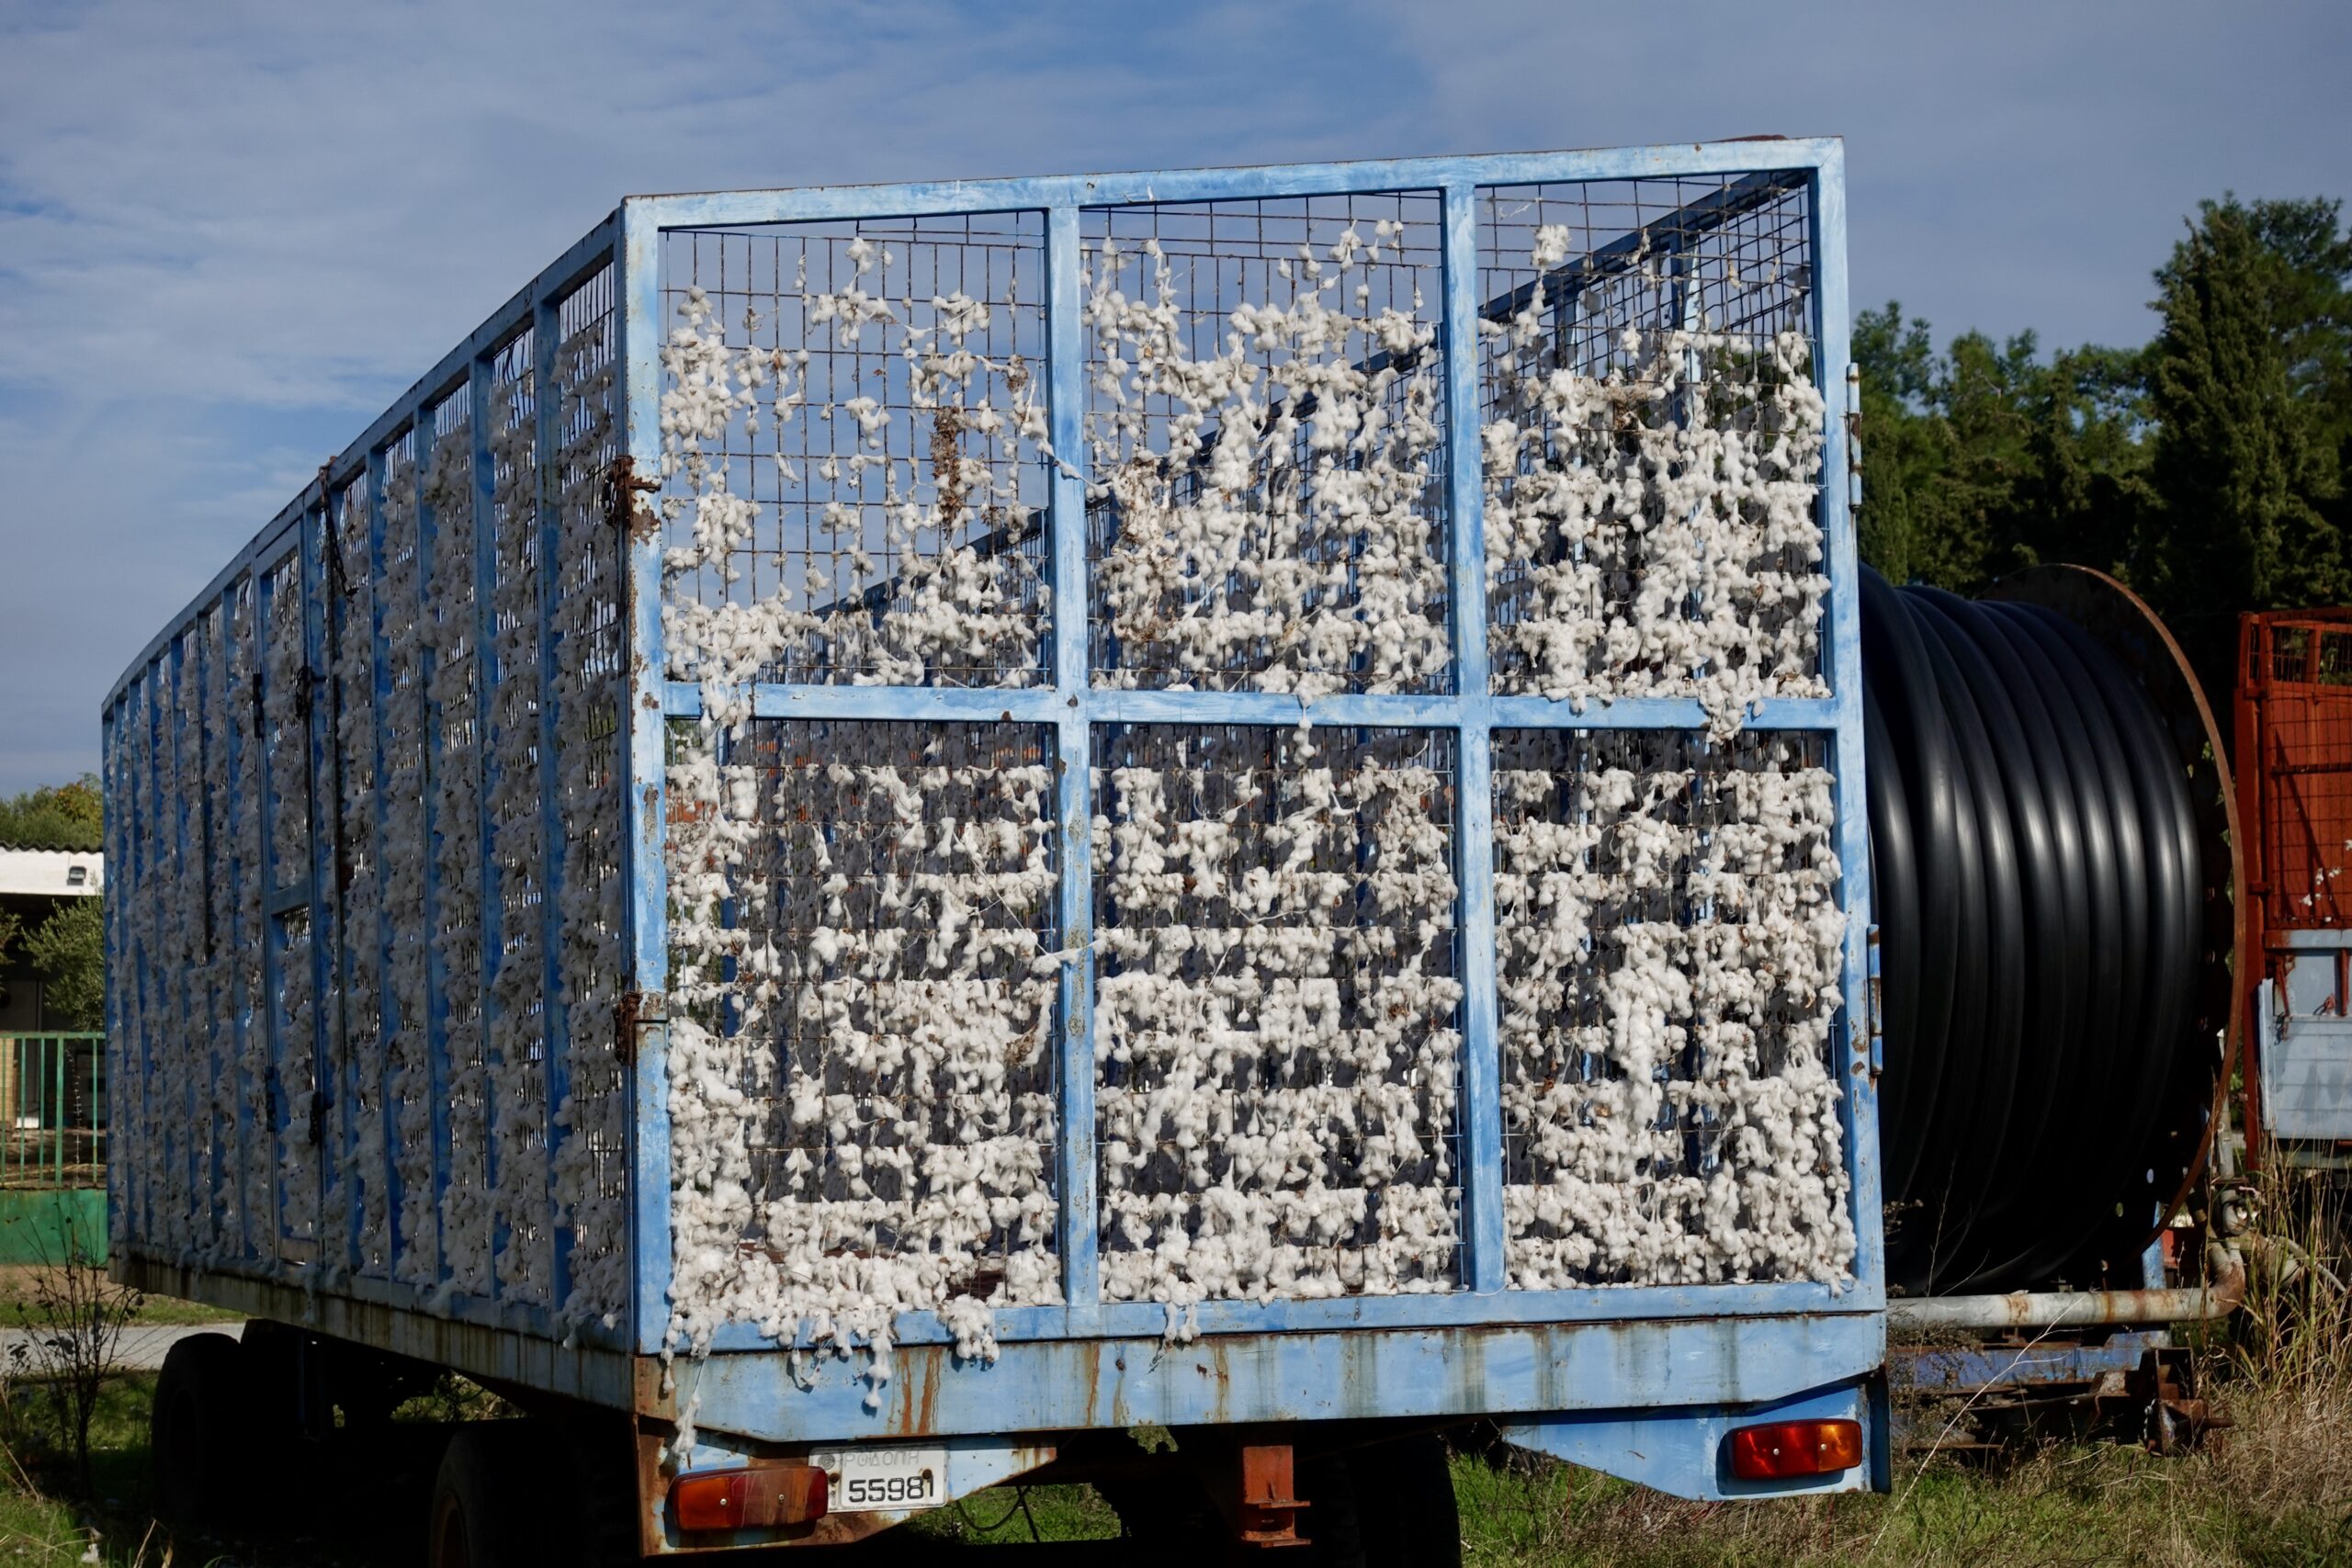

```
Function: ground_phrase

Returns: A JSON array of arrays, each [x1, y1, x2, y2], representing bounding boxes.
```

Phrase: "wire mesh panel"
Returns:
[[1491, 728, 1850, 1288], [1083, 194, 1452, 698], [548, 265, 632, 1327], [1477, 176, 1827, 729], [1091, 724, 1464, 1317], [259, 553, 319, 1257], [376, 428, 441, 1286], [2246, 617, 2352, 927], [105, 231, 636, 1336], [659, 218, 1052, 696], [482, 331, 556, 1305], [195, 599, 243, 1255], [418, 390, 494, 1296], [111, 675, 154, 1248], [331, 479, 390, 1274], [663, 719, 1062, 1362], [158, 643, 203, 1256], [221, 576, 269, 1258]]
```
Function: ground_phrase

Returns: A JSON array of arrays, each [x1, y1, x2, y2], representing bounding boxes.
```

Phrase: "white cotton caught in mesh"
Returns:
[[1092, 728, 1465, 1310], [333, 484, 391, 1277], [548, 306, 632, 1333], [262, 565, 321, 1248], [1493, 732, 1852, 1289], [484, 358, 555, 1308], [107, 265, 634, 1331], [379, 443, 443, 1288], [1083, 224, 1450, 700], [198, 603, 243, 1260], [1482, 225, 1828, 736], [229, 582, 274, 1252], [656, 238, 1062, 1394], [423, 420, 494, 1301]]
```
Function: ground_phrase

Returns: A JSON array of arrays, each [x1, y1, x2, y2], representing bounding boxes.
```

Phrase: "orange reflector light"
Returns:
[[671, 1463, 829, 1532], [1726, 1418, 1863, 1482]]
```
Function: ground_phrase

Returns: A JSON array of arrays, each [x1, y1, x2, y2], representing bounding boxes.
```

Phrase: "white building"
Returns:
[[0, 846, 103, 1031]]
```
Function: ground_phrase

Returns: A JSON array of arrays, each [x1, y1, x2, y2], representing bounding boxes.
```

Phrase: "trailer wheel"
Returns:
[[430, 1423, 587, 1568], [1347, 1434, 1460, 1568], [151, 1332, 248, 1528]]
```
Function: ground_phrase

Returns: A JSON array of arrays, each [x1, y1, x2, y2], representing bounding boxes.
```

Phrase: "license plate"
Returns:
[[810, 1445, 949, 1512]]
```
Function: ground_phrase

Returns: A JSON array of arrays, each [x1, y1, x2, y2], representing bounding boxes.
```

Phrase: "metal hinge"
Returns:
[[1865, 923, 1883, 1077], [615, 991, 664, 1065], [1846, 364, 1864, 513], [606, 457, 660, 545]]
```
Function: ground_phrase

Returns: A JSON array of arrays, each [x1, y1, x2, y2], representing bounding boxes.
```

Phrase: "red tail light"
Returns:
[[671, 1463, 829, 1532], [1726, 1418, 1863, 1482]]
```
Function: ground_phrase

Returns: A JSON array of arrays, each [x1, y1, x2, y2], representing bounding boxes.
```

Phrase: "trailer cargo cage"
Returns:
[[105, 139, 1883, 1553]]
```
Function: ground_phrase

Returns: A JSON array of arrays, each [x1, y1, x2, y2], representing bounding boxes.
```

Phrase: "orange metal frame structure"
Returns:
[[2233, 609, 2352, 1159]]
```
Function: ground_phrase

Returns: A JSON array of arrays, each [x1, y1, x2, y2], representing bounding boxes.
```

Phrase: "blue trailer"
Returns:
[[103, 137, 1953, 1561]]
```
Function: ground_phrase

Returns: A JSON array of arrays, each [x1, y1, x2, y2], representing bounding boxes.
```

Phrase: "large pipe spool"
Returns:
[[1861, 564, 2236, 1296]]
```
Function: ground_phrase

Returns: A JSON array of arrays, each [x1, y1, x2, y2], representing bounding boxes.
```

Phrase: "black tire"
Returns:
[[151, 1331, 249, 1528], [1096, 1464, 1224, 1560], [429, 1422, 589, 1568], [1347, 1434, 1460, 1568], [236, 1317, 330, 1438], [1293, 1451, 1366, 1567], [551, 1410, 647, 1566]]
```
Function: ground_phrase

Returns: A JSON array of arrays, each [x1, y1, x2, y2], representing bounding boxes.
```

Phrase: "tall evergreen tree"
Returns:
[[2143, 197, 2347, 684], [1853, 308, 2150, 596]]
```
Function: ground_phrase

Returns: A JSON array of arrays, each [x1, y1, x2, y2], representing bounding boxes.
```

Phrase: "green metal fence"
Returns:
[[0, 1032, 106, 1190], [0, 1033, 107, 1264]]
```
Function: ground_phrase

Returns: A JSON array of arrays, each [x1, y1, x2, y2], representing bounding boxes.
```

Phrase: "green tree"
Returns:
[[1851, 301, 1946, 584], [2142, 197, 2351, 687], [0, 776, 102, 852], [1853, 306, 2149, 595], [22, 899, 103, 1031], [2007, 343, 2154, 581]]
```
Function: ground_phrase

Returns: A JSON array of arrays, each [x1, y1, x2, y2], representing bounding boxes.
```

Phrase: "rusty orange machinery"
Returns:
[[2233, 609, 2352, 1159]]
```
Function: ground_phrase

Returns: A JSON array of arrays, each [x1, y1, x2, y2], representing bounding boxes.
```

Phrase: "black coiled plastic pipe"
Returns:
[[1861, 566, 2203, 1295]]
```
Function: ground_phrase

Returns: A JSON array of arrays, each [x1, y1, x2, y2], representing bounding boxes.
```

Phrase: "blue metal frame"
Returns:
[[102, 222, 620, 1340], [103, 143, 1882, 1466], [619, 138, 1880, 1355]]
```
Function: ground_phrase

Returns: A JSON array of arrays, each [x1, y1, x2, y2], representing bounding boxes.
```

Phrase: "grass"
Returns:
[[0, 1172, 2343, 1564], [0, 1269, 241, 1329], [0, 1365, 2341, 1566], [1444, 1439, 2352, 1566], [894, 1430, 2352, 1567], [902, 1483, 1125, 1545]]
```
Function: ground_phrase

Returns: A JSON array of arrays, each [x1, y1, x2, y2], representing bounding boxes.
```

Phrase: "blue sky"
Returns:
[[2, 0, 2346, 794]]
